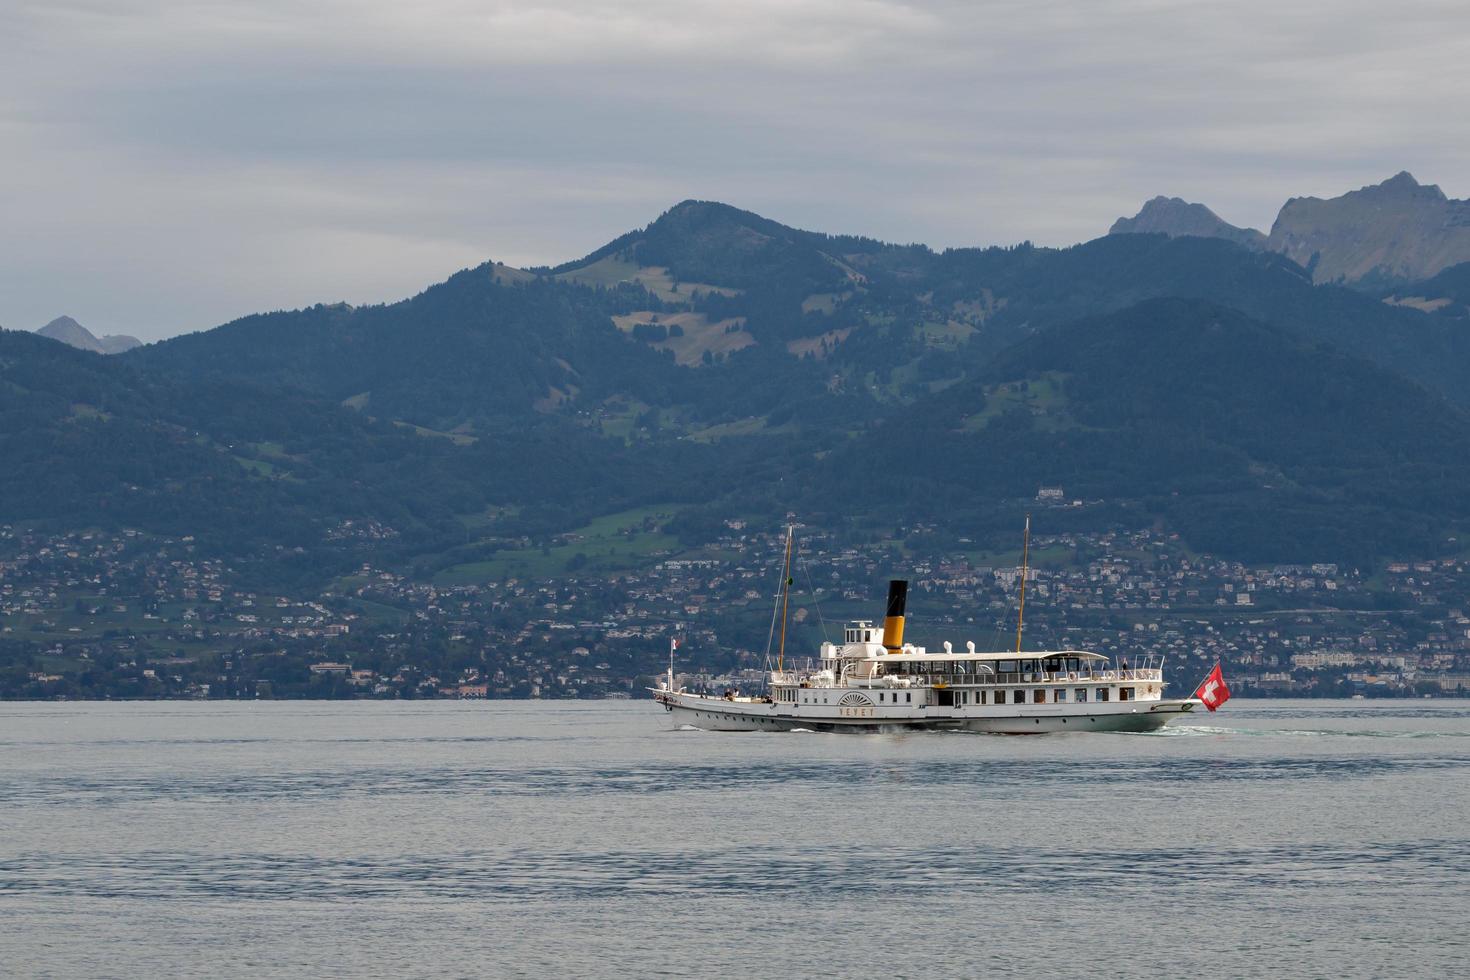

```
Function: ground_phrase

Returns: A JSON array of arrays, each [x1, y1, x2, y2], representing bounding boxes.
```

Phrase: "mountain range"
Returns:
[[1111, 172, 1470, 285], [35, 316, 142, 355], [7, 178, 1470, 586]]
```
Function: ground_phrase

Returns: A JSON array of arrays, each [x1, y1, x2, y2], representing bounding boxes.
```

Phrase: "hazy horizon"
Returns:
[[6, 0, 1470, 342]]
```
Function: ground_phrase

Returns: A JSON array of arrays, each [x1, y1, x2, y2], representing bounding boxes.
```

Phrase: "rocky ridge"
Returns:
[[1111, 172, 1470, 285], [1109, 196, 1266, 248], [36, 316, 142, 354]]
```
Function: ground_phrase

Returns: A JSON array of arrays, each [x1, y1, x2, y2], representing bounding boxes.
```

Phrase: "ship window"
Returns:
[[995, 690, 1006, 704], [1033, 689, 1045, 703], [998, 660, 1016, 675], [1054, 689, 1067, 702], [905, 692, 912, 703], [1120, 687, 1135, 701], [1097, 688, 1110, 702], [1075, 688, 1087, 702], [1015, 690, 1026, 703]]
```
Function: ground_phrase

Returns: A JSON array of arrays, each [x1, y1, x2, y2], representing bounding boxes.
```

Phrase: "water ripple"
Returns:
[[2, 754, 1466, 808], [3, 838, 1465, 903]]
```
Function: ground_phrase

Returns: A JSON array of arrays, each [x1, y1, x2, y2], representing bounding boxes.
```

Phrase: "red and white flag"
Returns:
[[1193, 662, 1231, 711]]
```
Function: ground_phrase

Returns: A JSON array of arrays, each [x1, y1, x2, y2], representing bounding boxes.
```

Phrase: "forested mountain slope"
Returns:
[[9, 197, 1470, 573], [839, 298, 1470, 563]]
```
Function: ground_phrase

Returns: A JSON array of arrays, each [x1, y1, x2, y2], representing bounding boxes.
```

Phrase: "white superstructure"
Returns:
[[652, 578, 1202, 734]]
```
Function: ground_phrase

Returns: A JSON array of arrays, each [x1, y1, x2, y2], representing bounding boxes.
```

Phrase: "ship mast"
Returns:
[[777, 524, 795, 673], [1015, 514, 1031, 654]]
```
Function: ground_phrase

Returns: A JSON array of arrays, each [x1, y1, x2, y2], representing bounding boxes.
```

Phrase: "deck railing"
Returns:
[[977, 668, 1162, 685]]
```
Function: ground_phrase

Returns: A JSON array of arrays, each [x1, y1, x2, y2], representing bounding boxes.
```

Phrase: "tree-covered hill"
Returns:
[[2, 329, 469, 565], [4, 328, 732, 583], [910, 234, 1470, 406], [848, 298, 1470, 563], [128, 271, 688, 432]]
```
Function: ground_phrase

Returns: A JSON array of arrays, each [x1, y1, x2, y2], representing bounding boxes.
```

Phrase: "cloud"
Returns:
[[3, 0, 1470, 339]]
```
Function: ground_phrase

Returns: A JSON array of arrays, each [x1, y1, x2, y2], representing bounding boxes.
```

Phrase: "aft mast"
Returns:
[[1015, 514, 1031, 654], [777, 524, 795, 673]]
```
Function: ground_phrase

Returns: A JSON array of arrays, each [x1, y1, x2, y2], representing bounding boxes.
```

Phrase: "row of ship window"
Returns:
[[944, 687, 1138, 704], [875, 688, 1137, 704]]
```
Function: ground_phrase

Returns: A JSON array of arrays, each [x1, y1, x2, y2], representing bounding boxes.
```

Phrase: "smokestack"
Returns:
[[882, 579, 908, 652]]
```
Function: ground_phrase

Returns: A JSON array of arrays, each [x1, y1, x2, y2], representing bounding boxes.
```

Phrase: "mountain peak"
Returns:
[[566, 198, 845, 292], [647, 199, 790, 239], [36, 315, 142, 354], [43, 314, 85, 333], [1356, 170, 1446, 202], [1270, 171, 1467, 282], [662, 198, 739, 218], [38, 316, 103, 353], [1109, 196, 1266, 248]]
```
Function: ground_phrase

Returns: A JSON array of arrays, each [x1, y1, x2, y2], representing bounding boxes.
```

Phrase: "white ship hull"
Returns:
[[658, 689, 1199, 734]]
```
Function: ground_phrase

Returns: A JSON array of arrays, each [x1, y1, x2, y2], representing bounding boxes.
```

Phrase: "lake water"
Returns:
[[2, 699, 1468, 978]]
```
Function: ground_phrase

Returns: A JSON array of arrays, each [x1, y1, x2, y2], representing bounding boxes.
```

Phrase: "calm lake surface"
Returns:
[[2, 699, 1468, 978]]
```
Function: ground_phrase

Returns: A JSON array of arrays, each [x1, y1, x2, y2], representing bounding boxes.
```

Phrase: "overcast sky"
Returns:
[[5, 0, 1469, 341]]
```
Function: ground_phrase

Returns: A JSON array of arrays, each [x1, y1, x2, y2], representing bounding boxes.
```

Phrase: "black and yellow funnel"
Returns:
[[882, 579, 908, 652]]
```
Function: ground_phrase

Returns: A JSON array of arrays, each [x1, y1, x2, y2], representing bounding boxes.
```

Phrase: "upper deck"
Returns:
[[769, 618, 1162, 690]]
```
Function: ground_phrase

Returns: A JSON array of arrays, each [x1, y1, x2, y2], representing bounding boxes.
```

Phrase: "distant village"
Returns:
[[3, 493, 1469, 700]]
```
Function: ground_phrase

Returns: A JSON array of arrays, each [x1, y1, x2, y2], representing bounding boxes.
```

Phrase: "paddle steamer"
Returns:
[[653, 526, 1206, 734]]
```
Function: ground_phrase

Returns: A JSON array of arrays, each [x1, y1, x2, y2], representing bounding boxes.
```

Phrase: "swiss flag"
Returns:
[[1193, 662, 1231, 711]]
